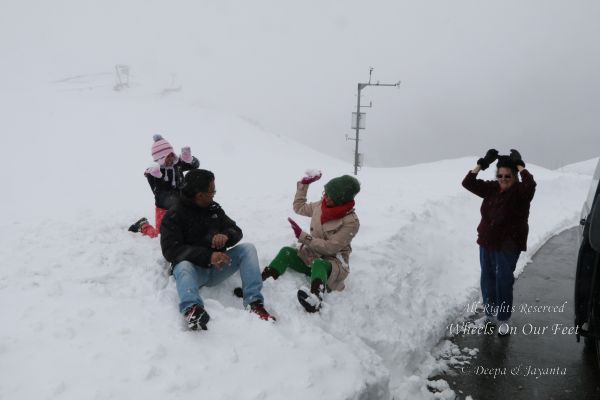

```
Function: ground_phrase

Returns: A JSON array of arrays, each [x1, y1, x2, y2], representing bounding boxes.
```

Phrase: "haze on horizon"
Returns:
[[1, 0, 598, 169]]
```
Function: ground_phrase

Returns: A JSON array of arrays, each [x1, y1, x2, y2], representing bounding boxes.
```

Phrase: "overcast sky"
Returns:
[[2, 0, 599, 169]]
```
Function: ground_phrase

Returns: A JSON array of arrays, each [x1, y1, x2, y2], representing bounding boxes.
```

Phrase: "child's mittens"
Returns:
[[146, 163, 163, 178]]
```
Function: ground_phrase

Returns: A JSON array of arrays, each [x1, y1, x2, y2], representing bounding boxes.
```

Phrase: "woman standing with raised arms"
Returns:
[[462, 149, 536, 336]]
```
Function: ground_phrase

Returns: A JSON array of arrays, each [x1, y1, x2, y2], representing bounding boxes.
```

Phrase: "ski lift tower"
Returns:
[[348, 68, 401, 175], [114, 64, 130, 91]]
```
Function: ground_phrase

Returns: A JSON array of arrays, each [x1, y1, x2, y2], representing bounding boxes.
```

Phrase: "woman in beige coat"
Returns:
[[262, 173, 360, 312]]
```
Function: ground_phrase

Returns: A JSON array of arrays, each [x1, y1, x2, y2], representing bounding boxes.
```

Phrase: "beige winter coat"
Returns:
[[293, 183, 360, 291]]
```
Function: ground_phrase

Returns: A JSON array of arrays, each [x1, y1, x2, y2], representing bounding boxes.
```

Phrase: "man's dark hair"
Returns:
[[182, 169, 215, 197]]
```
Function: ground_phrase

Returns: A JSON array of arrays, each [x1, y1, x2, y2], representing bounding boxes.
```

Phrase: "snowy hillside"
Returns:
[[557, 157, 599, 176], [0, 82, 594, 400]]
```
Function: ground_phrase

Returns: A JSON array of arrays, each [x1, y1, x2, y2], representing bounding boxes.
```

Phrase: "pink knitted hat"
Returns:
[[151, 134, 174, 164]]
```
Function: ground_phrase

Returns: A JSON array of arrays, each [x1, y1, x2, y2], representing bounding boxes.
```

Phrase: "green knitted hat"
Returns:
[[324, 175, 361, 205]]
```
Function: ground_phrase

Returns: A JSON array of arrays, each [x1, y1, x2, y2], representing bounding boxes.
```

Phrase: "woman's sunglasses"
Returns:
[[497, 174, 513, 179]]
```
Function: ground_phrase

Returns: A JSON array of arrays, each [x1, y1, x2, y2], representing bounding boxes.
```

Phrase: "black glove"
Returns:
[[509, 149, 525, 168], [477, 149, 499, 170]]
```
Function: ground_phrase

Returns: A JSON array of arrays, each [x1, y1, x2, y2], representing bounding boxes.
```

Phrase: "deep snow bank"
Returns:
[[0, 84, 593, 400]]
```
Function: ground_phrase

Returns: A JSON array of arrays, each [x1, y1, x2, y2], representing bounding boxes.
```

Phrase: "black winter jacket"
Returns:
[[160, 196, 243, 269], [146, 157, 199, 209]]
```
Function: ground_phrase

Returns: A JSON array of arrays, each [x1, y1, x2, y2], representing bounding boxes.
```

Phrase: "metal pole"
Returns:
[[354, 84, 361, 175], [349, 69, 400, 175]]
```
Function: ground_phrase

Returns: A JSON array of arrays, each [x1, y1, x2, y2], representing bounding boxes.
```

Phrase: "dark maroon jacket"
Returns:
[[462, 169, 536, 252]]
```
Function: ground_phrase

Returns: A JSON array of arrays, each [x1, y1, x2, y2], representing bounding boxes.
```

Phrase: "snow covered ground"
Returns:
[[0, 81, 595, 400]]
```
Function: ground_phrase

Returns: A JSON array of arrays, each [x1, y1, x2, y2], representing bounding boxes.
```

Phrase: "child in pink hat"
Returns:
[[128, 134, 199, 237]]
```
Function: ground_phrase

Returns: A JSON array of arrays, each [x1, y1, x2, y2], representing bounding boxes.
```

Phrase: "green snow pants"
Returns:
[[268, 246, 331, 284]]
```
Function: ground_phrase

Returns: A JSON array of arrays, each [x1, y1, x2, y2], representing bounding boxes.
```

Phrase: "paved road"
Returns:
[[439, 228, 600, 400]]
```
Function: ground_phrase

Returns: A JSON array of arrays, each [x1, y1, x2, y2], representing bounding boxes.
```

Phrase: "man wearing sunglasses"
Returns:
[[462, 149, 537, 336]]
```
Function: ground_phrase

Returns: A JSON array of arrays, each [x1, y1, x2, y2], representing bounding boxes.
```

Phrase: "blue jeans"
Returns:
[[173, 243, 264, 313], [479, 246, 520, 322]]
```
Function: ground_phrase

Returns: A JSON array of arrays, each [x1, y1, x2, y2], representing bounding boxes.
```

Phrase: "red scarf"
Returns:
[[320, 199, 355, 224]]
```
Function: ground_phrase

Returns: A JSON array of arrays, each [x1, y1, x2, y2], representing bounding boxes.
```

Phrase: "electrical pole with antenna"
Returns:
[[347, 68, 401, 175]]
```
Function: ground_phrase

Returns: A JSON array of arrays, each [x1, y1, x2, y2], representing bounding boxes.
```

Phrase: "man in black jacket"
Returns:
[[160, 169, 274, 330]]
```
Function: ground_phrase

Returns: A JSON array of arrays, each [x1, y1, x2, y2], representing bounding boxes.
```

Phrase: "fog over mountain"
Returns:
[[2, 0, 598, 169]]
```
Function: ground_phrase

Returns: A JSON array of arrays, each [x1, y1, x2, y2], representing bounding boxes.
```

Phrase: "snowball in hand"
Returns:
[[305, 169, 322, 178]]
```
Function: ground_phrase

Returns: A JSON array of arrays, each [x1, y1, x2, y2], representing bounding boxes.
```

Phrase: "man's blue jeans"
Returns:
[[479, 246, 520, 322], [173, 243, 264, 313]]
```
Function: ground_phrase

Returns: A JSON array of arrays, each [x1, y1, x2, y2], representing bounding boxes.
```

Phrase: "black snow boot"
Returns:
[[297, 279, 324, 313], [128, 217, 149, 233], [184, 304, 210, 331]]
